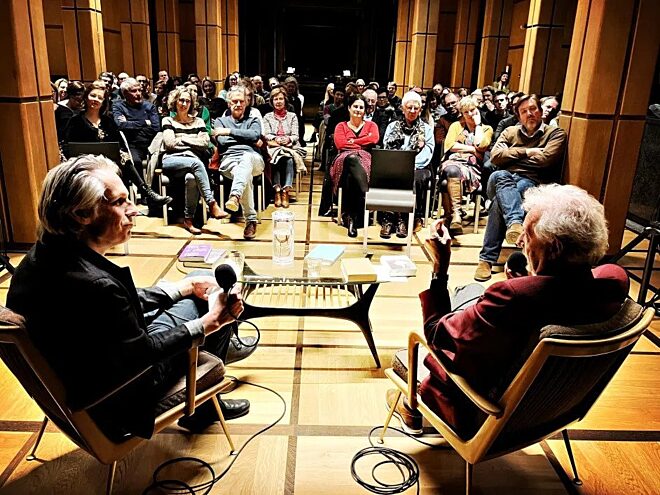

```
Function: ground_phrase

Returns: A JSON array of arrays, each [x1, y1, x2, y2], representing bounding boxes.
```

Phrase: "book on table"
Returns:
[[341, 257, 378, 282], [305, 244, 345, 265], [179, 244, 227, 268], [380, 255, 417, 277]]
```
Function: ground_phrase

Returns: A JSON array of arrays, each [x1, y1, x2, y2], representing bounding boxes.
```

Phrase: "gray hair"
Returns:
[[120, 77, 140, 97], [38, 155, 119, 241], [401, 91, 422, 107], [523, 184, 609, 265], [226, 85, 246, 101]]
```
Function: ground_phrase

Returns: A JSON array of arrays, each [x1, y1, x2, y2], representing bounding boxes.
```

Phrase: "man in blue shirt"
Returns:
[[112, 78, 170, 206]]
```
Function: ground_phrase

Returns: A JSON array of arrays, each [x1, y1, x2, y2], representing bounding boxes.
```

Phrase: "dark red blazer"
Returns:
[[418, 264, 629, 438]]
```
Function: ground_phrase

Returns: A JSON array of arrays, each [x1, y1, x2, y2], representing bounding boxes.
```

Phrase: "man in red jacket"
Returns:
[[387, 184, 629, 437]]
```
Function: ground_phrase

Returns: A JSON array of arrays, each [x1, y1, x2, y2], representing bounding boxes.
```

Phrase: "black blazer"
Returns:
[[64, 113, 120, 145], [7, 235, 193, 440]]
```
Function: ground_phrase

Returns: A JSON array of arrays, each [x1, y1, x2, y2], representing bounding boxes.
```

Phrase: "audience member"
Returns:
[[440, 96, 493, 236], [355, 78, 366, 93], [136, 75, 156, 104], [457, 87, 469, 98], [7, 155, 249, 440], [161, 86, 226, 234], [212, 86, 265, 240], [263, 87, 306, 208], [55, 80, 85, 143], [181, 82, 212, 134], [475, 94, 567, 281], [493, 91, 523, 143], [480, 86, 496, 112], [372, 88, 397, 146], [252, 75, 269, 100], [325, 94, 379, 237], [158, 70, 169, 84], [200, 77, 227, 121], [362, 89, 378, 121], [112, 78, 169, 206], [493, 71, 510, 93], [64, 81, 119, 146], [387, 81, 401, 109], [154, 80, 169, 117], [541, 96, 560, 126], [268, 76, 280, 91], [485, 90, 510, 130], [53, 78, 68, 107], [219, 72, 240, 101], [381, 91, 434, 237], [435, 92, 461, 142], [387, 185, 628, 437]]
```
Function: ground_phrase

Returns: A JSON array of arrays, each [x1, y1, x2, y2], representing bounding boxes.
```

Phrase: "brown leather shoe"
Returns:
[[380, 221, 392, 239], [281, 188, 290, 208], [274, 189, 282, 208], [209, 200, 228, 219], [183, 218, 201, 235], [413, 217, 423, 233], [474, 260, 492, 281], [505, 222, 523, 245], [386, 389, 422, 435], [395, 219, 408, 238], [243, 220, 257, 240]]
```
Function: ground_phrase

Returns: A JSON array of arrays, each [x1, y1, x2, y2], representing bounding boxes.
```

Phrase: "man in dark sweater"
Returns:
[[475, 94, 567, 281]]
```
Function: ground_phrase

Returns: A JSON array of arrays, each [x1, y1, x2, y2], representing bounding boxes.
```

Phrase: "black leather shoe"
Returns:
[[379, 221, 392, 239], [225, 334, 258, 364], [347, 217, 358, 237], [218, 398, 250, 420], [139, 183, 172, 206], [396, 220, 408, 238]]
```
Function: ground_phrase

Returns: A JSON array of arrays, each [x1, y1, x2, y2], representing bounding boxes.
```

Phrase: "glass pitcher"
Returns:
[[272, 210, 295, 264]]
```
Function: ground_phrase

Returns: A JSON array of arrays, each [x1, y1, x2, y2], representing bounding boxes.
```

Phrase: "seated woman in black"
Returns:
[[55, 80, 85, 144], [319, 94, 379, 237], [65, 81, 171, 206]]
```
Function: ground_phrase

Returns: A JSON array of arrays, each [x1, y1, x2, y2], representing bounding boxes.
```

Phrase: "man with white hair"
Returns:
[[8, 155, 251, 440], [212, 86, 265, 240], [386, 184, 629, 436]]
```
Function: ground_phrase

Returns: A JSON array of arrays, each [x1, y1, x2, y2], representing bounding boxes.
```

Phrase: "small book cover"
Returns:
[[179, 243, 213, 262], [182, 248, 227, 268], [306, 245, 345, 265], [380, 255, 417, 277], [341, 258, 378, 282]]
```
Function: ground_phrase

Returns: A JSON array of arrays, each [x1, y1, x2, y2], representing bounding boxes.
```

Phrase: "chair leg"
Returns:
[[465, 462, 473, 495], [473, 194, 481, 234], [26, 416, 49, 461], [337, 188, 343, 226], [363, 209, 370, 254], [424, 187, 431, 227], [257, 183, 263, 223], [106, 461, 117, 495], [378, 389, 401, 444], [561, 429, 583, 485], [161, 183, 168, 227], [211, 395, 236, 454], [406, 210, 414, 257], [201, 198, 208, 224]]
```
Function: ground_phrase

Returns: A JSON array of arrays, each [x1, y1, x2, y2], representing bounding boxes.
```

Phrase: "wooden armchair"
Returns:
[[0, 306, 236, 495], [380, 299, 654, 494]]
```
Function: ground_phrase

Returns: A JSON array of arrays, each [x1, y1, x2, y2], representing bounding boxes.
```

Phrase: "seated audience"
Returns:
[[112, 78, 170, 206], [492, 91, 524, 143], [381, 91, 434, 238], [327, 94, 379, 237], [55, 80, 85, 143], [53, 78, 68, 109], [480, 86, 496, 112], [362, 89, 378, 121], [435, 92, 461, 142], [493, 71, 511, 93], [387, 81, 401, 109], [161, 86, 226, 234], [136, 75, 156, 104], [373, 88, 397, 146], [212, 86, 265, 240], [200, 77, 228, 121], [7, 155, 250, 441], [252, 75, 269, 100], [154, 80, 169, 117], [355, 78, 366, 93], [541, 95, 560, 126], [65, 82, 119, 146], [475, 94, 567, 281], [263, 87, 305, 208], [387, 185, 629, 438], [219, 72, 240, 101], [440, 96, 493, 236], [484, 90, 510, 129]]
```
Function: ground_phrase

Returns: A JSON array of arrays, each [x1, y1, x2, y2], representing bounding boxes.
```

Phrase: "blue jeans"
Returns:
[[273, 156, 294, 189], [219, 151, 265, 221], [162, 155, 215, 219], [479, 170, 537, 264]]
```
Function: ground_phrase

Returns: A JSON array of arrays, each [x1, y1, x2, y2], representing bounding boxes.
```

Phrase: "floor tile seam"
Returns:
[[0, 430, 39, 488]]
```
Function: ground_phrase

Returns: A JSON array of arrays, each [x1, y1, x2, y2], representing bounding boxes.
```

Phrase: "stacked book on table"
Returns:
[[178, 244, 227, 268]]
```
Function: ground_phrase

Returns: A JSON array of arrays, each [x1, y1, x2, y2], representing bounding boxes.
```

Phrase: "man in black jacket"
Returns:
[[8, 155, 248, 440]]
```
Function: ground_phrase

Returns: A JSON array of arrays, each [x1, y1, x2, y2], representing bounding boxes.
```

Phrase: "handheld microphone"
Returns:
[[214, 263, 237, 294], [506, 251, 528, 277]]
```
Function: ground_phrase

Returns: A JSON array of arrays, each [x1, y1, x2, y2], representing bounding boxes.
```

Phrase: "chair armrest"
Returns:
[[185, 347, 199, 416], [407, 332, 503, 417]]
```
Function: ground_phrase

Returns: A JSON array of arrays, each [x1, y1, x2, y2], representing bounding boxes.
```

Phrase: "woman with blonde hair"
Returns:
[[440, 96, 493, 236], [161, 86, 226, 234]]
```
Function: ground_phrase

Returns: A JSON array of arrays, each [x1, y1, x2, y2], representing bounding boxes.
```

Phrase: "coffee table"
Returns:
[[236, 257, 393, 368]]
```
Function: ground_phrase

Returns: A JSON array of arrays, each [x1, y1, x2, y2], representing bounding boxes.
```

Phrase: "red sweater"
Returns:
[[333, 120, 379, 150]]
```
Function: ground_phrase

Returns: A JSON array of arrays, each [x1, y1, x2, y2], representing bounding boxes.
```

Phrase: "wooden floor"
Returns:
[[0, 139, 658, 494]]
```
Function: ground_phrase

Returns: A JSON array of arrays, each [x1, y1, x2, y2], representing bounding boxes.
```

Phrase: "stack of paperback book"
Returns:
[[178, 244, 227, 268]]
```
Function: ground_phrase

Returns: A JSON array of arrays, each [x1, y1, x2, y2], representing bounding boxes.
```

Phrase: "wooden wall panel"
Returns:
[[44, 0, 67, 78]]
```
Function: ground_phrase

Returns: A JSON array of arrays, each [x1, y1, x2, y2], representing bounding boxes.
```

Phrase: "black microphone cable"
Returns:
[[350, 425, 449, 494], [142, 379, 287, 495]]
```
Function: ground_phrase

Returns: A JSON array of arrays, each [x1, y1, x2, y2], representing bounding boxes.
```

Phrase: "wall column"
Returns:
[[407, 0, 439, 90], [519, 0, 576, 96], [222, 0, 239, 75], [560, 0, 660, 253], [195, 0, 224, 83], [0, 1, 60, 244], [477, 0, 512, 87], [61, 0, 106, 82], [451, 0, 480, 89], [155, 0, 181, 76], [393, 0, 413, 95], [120, 0, 152, 77]]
